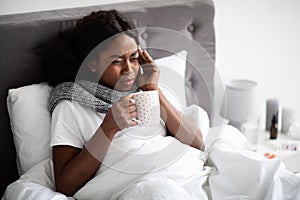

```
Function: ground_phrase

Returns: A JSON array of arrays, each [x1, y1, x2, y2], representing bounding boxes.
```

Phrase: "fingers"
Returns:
[[143, 50, 154, 63], [118, 94, 134, 107], [138, 46, 154, 64], [138, 48, 147, 64], [111, 95, 138, 129], [118, 95, 137, 114]]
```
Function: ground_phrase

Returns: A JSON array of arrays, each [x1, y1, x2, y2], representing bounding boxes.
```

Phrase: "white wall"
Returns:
[[0, 0, 139, 15], [213, 0, 300, 128], [2, 0, 299, 128]]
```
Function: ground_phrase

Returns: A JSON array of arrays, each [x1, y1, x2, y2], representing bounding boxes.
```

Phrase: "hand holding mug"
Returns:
[[101, 94, 138, 134]]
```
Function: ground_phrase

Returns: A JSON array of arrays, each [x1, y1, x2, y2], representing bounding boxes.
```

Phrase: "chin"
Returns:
[[117, 86, 133, 92], [115, 78, 138, 92]]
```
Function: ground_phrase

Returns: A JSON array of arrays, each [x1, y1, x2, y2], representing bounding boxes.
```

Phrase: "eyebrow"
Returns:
[[109, 50, 138, 59]]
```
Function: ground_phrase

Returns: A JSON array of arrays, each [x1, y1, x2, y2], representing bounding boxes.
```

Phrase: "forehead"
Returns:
[[101, 34, 137, 57]]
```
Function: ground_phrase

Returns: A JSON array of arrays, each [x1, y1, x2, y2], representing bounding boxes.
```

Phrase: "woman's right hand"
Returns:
[[100, 94, 138, 137]]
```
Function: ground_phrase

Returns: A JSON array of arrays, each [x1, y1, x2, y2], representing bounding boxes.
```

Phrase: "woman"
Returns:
[[46, 10, 204, 196]]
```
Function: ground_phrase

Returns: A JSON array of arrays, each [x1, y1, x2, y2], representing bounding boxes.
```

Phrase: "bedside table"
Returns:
[[253, 130, 300, 173]]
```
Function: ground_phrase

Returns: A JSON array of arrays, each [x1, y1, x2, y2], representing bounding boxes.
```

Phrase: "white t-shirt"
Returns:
[[49, 90, 209, 176], [50, 101, 169, 149], [50, 87, 182, 149]]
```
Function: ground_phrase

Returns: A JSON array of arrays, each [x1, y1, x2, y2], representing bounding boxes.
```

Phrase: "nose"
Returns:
[[122, 59, 133, 74]]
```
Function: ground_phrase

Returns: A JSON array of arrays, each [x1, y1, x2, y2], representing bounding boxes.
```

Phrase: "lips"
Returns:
[[119, 78, 135, 86]]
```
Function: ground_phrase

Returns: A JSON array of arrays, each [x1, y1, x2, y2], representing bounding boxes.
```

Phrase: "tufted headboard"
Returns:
[[0, 0, 215, 195]]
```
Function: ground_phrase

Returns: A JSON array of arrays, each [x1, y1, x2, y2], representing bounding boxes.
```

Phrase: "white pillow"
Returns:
[[6, 51, 188, 175], [7, 83, 53, 175], [156, 50, 187, 109]]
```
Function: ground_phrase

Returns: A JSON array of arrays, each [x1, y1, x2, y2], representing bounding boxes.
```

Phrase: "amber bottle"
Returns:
[[270, 115, 278, 139]]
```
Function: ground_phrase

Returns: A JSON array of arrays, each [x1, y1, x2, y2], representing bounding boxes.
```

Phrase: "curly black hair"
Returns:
[[41, 10, 138, 87]]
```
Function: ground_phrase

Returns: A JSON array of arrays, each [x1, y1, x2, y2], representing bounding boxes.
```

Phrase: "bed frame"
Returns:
[[0, 0, 215, 195]]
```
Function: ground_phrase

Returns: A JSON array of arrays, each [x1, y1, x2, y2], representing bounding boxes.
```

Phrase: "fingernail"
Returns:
[[129, 99, 136, 104], [132, 118, 140, 123], [140, 65, 144, 74]]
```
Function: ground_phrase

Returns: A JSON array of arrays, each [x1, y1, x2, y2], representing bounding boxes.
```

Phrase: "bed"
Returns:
[[0, 0, 215, 196], [1, 0, 299, 199]]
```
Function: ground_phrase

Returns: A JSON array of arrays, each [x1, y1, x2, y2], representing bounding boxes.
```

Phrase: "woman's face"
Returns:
[[91, 34, 140, 92]]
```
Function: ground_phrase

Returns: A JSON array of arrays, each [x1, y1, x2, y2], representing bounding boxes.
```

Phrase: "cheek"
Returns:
[[94, 61, 106, 77], [132, 63, 140, 73], [102, 67, 118, 78]]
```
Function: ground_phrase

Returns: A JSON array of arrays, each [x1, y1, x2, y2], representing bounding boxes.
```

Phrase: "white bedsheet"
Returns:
[[2, 108, 300, 200]]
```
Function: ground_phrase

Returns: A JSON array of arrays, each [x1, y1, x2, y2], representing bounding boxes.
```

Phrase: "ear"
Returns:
[[88, 59, 97, 72]]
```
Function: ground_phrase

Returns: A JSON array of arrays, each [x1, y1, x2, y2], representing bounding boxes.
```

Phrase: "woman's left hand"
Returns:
[[137, 47, 160, 91]]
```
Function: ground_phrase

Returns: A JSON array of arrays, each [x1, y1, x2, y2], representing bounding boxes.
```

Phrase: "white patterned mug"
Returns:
[[132, 90, 160, 126]]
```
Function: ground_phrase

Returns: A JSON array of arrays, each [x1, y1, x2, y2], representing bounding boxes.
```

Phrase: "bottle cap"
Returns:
[[272, 115, 277, 124]]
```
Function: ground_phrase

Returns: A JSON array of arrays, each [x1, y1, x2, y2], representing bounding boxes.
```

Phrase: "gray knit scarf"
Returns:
[[48, 80, 138, 114]]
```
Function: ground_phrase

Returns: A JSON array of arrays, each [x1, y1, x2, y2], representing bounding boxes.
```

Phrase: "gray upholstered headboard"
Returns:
[[0, 0, 215, 195]]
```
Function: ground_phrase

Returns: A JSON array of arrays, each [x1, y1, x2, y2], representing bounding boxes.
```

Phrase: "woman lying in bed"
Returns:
[[45, 10, 205, 196], [40, 9, 300, 200]]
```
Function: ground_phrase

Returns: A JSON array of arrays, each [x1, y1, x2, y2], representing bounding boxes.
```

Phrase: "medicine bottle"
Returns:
[[270, 115, 278, 139]]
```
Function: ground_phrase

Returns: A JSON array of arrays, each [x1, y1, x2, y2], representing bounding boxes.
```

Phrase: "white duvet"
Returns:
[[2, 106, 300, 200]]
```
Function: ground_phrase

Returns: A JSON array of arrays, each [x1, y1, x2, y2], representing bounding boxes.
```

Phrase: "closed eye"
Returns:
[[111, 60, 122, 64], [130, 52, 139, 62]]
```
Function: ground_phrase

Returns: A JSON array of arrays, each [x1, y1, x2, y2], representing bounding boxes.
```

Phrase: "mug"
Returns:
[[132, 90, 160, 126]]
